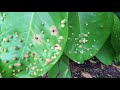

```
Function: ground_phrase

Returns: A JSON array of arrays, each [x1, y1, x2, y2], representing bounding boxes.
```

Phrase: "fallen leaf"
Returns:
[[101, 64, 105, 70], [90, 60, 97, 64], [112, 64, 120, 69], [81, 71, 92, 78]]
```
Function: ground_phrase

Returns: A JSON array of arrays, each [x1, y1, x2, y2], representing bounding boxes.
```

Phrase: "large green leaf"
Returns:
[[64, 12, 113, 64], [96, 38, 116, 65], [111, 14, 120, 61], [48, 55, 71, 78], [0, 12, 68, 78]]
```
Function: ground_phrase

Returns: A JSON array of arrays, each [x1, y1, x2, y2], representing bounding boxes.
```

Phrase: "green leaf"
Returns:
[[96, 38, 116, 65], [48, 55, 71, 78], [47, 63, 59, 78], [0, 12, 68, 78], [111, 14, 120, 61], [114, 12, 120, 19], [64, 12, 113, 64]]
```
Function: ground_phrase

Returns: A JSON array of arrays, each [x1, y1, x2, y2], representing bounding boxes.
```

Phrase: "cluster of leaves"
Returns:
[[0, 12, 120, 78]]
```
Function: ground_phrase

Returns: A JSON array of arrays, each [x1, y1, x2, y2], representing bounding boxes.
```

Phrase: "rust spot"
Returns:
[[45, 59, 53, 65], [32, 52, 36, 57], [14, 46, 19, 50], [19, 39, 23, 42], [50, 26, 58, 36], [26, 67, 29, 70], [54, 44, 62, 51], [13, 57, 18, 60], [17, 69, 22, 72], [24, 54, 29, 58], [14, 63, 22, 67], [33, 34, 41, 43]]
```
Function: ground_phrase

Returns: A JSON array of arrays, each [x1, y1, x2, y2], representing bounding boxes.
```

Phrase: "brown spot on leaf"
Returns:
[[54, 44, 62, 51], [13, 57, 18, 60], [50, 26, 58, 36], [81, 71, 92, 78], [24, 54, 29, 58], [32, 52, 36, 57], [14, 63, 22, 67], [33, 34, 41, 43], [45, 59, 53, 65], [14, 46, 19, 50]]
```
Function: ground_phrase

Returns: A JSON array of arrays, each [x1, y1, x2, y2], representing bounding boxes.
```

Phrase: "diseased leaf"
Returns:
[[0, 12, 68, 78], [48, 55, 71, 78], [64, 12, 113, 64]]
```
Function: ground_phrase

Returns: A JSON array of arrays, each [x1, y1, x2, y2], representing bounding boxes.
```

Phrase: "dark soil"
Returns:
[[70, 57, 120, 78], [40, 57, 120, 78]]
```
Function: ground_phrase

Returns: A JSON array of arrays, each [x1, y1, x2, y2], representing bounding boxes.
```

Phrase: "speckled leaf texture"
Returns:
[[111, 14, 120, 61], [64, 12, 113, 64], [48, 55, 71, 78], [0, 12, 68, 78]]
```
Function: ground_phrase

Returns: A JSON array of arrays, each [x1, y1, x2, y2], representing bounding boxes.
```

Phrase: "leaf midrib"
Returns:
[[19, 12, 35, 60]]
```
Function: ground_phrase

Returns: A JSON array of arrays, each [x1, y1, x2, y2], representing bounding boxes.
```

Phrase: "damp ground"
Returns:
[[40, 57, 120, 78], [70, 57, 120, 78]]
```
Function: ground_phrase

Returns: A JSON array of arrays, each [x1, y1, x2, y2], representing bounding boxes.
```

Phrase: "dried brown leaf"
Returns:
[[81, 71, 92, 78]]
